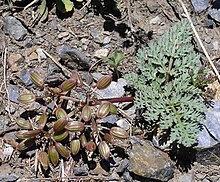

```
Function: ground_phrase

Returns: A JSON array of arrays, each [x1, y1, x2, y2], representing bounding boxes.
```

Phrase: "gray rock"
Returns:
[[128, 139, 174, 181], [4, 16, 27, 41], [58, 44, 91, 70], [0, 174, 19, 182], [123, 171, 133, 182], [197, 101, 220, 148], [102, 115, 118, 124], [0, 116, 9, 131], [208, 8, 220, 22], [103, 36, 111, 45], [73, 166, 89, 176], [23, 38, 34, 48], [7, 85, 20, 104], [191, 0, 209, 12], [19, 69, 32, 86], [178, 173, 194, 182], [116, 158, 129, 173]]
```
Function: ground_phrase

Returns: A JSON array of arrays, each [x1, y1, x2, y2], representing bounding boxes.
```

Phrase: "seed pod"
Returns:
[[17, 138, 35, 151], [110, 127, 129, 139], [81, 105, 92, 122], [48, 145, 59, 166], [71, 70, 83, 86], [16, 118, 32, 129], [96, 75, 112, 90], [60, 79, 76, 92], [16, 130, 41, 139], [55, 142, 70, 158], [98, 141, 110, 160], [85, 141, 96, 152], [56, 108, 67, 119], [70, 139, 80, 155], [96, 102, 110, 118], [30, 71, 44, 89], [53, 130, 69, 142], [53, 118, 68, 132], [80, 134, 87, 148], [18, 93, 36, 104], [103, 133, 113, 143], [109, 103, 117, 114], [38, 113, 48, 129], [65, 121, 84, 132], [39, 151, 49, 170]]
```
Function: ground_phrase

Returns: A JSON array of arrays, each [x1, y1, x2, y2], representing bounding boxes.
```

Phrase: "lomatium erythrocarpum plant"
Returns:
[[16, 70, 130, 170]]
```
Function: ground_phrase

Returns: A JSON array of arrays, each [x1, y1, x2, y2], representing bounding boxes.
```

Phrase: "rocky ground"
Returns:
[[1, 0, 220, 181]]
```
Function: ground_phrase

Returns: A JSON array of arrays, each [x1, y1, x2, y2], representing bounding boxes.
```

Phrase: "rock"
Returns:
[[116, 158, 129, 173], [23, 38, 33, 48], [213, 40, 219, 50], [0, 174, 19, 182], [93, 77, 127, 99], [7, 53, 23, 72], [58, 44, 91, 70], [102, 115, 118, 124], [0, 116, 9, 131], [103, 36, 111, 45], [127, 139, 174, 181], [116, 119, 130, 131], [7, 85, 20, 103], [73, 165, 89, 176], [122, 171, 133, 182], [178, 173, 194, 182], [197, 101, 220, 148], [208, 8, 220, 22], [108, 171, 120, 181], [196, 143, 220, 165], [58, 32, 69, 39], [191, 0, 209, 12], [19, 69, 32, 86], [149, 16, 161, 25], [94, 48, 109, 58], [204, 19, 215, 28], [4, 16, 27, 41]]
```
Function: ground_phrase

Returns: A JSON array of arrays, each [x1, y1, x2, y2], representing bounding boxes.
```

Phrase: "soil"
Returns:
[[0, 0, 220, 181]]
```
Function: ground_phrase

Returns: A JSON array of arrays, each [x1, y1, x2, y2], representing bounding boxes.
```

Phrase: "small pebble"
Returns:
[[7, 85, 20, 103], [94, 48, 109, 58]]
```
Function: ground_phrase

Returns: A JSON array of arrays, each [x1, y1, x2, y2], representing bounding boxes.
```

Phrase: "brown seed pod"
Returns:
[[48, 145, 59, 166], [70, 139, 80, 155], [16, 129, 41, 140], [81, 105, 92, 122], [65, 121, 84, 132], [16, 118, 32, 129], [96, 75, 112, 90], [96, 102, 110, 118], [56, 107, 67, 119], [38, 113, 48, 130], [18, 93, 36, 104], [39, 151, 49, 170], [17, 138, 35, 151], [55, 142, 70, 158], [110, 127, 129, 139], [53, 130, 69, 142], [60, 79, 76, 92], [98, 141, 110, 160], [85, 141, 96, 152], [53, 118, 68, 132], [30, 71, 45, 89]]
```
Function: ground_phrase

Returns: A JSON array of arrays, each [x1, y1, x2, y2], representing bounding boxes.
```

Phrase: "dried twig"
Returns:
[[178, 0, 220, 82]]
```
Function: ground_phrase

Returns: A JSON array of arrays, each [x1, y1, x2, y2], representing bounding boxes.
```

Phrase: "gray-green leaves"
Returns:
[[125, 20, 206, 147]]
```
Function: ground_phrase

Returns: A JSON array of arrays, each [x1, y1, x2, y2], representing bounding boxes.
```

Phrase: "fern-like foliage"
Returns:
[[125, 20, 206, 147]]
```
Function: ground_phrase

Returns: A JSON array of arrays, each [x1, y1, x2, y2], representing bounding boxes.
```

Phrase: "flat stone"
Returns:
[[94, 48, 109, 58], [116, 158, 129, 173], [73, 165, 89, 176], [4, 16, 27, 41], [7, 85, 20, 103], [19, 69, 32, 86], [0, 174, 19, 182], [208, 8, 220, 22], [191, 0, 209, 12], [128, 139, 174, 181], [7, 53, 23, 72]]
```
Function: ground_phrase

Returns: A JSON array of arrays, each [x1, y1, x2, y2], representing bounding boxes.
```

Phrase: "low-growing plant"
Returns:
[[125, 20, 213, 147], [15, 70, 129, 170], [101, 50, 124, 78]]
